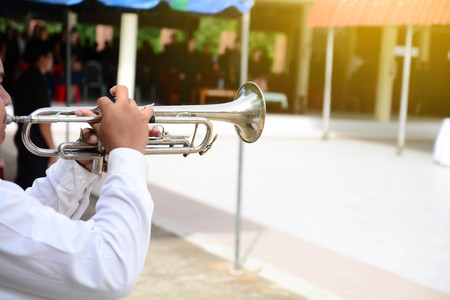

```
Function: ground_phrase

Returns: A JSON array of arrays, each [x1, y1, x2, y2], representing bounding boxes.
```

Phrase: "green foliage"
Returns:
[[249, 31, 278, 60], [0, 18, 24, 33], [0, 18, 62, 36], [45, 22, 62, 35], [75, 24, 96, 47], [0, 16, 278, 60], [113, 26, 121, 39], [137, 27, 161, 53], [193, 17, 277, 59], [194, 17, 237, 54]]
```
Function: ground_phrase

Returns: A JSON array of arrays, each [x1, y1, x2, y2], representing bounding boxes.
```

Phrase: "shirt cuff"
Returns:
[[107, 148, 148, 181], [49, 159, 99, 188]]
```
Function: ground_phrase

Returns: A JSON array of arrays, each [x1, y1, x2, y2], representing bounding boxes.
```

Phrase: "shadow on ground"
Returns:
[[84, 196, 306, 300]]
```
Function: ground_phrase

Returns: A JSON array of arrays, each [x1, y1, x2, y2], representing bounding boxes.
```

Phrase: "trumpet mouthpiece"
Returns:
[[5, 115, 14, 124], [6, 115, 31, 124]]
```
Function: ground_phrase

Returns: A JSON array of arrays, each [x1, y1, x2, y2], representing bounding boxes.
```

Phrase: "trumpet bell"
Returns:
[[232, 82, 266, 143], [152, 81, 266, 143]]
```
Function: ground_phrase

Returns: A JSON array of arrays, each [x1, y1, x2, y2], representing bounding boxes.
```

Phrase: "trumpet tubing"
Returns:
[[6, 82, 266, 173]]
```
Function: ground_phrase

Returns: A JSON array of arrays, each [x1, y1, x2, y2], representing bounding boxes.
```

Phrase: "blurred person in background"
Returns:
[[2, 25, 20, 92], [248, 47, 271, 92], [13, 40, 56, 189], [57, 27, 84, 103], [179, 37, 201, 104], [248, 47, 271, 80]]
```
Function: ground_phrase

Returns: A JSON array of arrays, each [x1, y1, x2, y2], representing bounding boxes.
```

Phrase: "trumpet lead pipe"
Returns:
[[6, 114, 102, 125]]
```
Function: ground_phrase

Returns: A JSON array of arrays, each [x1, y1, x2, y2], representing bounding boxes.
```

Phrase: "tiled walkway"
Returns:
[[144, 114, 450, 300], [3, 104, 450, 299]]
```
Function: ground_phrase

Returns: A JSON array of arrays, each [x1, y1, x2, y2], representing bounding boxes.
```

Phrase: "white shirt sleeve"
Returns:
[[0, 148, 153, 300], [25, 158, 101, 219]]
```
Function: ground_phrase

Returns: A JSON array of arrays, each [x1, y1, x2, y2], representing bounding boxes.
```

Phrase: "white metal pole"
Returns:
[[65, 10, 76, 141], [232, 9, 250, 276], [295, 4, 313, 114], [240, 12, 250, 87], [65, 9, 71, 141], [375, 26, 398, 122], [323, 27, 334, 140], [397, 25, 413, 154], [117, 13, 138, 98]]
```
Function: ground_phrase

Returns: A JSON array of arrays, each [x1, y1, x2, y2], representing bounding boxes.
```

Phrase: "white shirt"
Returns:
[[0, 148, 153, 300]]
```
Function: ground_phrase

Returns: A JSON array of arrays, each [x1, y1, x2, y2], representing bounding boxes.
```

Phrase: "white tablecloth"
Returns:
[[264, 92, 288, 110], [434, 118, 450, 167]]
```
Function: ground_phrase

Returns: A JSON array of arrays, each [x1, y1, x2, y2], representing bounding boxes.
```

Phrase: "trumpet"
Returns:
[[6, 82, 266, 174]]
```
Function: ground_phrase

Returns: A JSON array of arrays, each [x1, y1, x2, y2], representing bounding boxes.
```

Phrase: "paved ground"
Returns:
[[126, 226, 305, 300], [78, 195, 305, 300], [140, 113, 450, 300], [3, 102, 450, 300], [0, 114, 306, 300]]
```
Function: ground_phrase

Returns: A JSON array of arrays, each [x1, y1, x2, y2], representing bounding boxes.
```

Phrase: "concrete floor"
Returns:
[[142, 113, 450, 300], [78, 196, 305, 300], [2, 103, 450, 300]]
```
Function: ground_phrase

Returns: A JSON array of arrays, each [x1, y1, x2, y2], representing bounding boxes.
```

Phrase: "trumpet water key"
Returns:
[[6, 82, 266, 174]]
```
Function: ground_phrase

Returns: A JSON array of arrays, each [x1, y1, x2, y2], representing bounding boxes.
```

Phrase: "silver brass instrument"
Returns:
[[6, 82, 265, 173]]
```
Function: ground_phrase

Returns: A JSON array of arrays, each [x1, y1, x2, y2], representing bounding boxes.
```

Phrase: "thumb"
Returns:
[[80, 128, 99, 144], [142, 105, 154, 123]]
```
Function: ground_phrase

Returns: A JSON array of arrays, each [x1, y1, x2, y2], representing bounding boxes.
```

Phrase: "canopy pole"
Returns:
[[117, 13, 138, 98], [323, 27, 334, 140], [231, 9, 250, 277], [65, 9, 71, 141], [375, 26, 398, 122], [397, 25, 413, 154], [65, 10, 76, 141], [294, 3, 313, 114]]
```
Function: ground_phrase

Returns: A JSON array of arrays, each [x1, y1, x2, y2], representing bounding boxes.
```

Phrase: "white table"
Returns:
[[434, 118, 450, 167], [264, 92, 288, 110]]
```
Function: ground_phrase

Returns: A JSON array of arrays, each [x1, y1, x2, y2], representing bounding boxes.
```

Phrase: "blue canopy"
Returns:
[[27, 0, 253, 14]]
